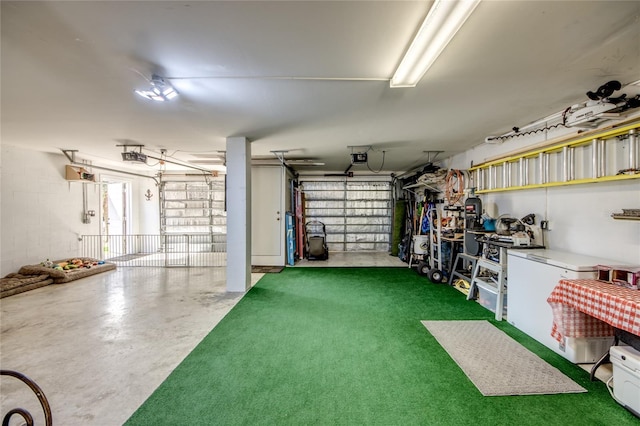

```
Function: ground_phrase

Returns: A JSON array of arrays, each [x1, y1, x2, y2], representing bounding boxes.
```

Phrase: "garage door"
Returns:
[[301, 178, 392, 252]]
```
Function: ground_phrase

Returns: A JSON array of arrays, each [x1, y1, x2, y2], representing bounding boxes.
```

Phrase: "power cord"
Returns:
[[485, 107, 572, 143], [444, 169, 465, 205], [366, 150, 386, 173]]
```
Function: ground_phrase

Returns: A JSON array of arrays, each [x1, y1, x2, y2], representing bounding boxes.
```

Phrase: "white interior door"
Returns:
[[251, 166, 284, 266]]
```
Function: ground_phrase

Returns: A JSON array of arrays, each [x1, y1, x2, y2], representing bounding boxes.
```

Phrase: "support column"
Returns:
[[226, 137, 251, 292]]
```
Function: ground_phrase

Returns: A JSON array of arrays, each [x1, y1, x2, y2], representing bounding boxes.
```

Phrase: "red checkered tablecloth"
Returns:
[[547, 279, 640, 342]]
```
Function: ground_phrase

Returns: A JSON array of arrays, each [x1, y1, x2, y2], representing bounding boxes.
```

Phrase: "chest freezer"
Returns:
[[507, 249, 619, 363]]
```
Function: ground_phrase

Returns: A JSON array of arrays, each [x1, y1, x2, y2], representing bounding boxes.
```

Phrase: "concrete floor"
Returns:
[[0, 251, 616, 424], [0, 252, 403, 425], [0, 267, 262, 425]]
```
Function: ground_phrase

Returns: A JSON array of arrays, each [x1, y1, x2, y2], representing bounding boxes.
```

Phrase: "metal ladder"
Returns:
[[471, 125, 639, 193]]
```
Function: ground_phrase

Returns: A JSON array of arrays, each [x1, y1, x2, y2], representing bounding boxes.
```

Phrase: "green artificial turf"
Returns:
[[126, 267, 638, 425]]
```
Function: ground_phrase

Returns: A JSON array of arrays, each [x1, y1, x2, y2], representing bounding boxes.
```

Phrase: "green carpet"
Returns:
[[125, 268, 637, 425]]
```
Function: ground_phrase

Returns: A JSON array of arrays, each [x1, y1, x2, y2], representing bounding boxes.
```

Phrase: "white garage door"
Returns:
[[301, 178, 392, 252]]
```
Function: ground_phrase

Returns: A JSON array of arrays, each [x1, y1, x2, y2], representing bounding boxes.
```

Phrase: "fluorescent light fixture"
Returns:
[[391, 0, 480, 88], [135, 74, 179, 101], [286, 159, 326, 166], [189, 159, 226, 165]]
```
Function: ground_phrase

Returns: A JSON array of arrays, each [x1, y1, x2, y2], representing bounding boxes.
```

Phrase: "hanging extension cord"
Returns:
[[606, 375, 621, 405]]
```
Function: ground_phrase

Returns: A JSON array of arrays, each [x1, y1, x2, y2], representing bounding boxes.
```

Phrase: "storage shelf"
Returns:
[[611, 214, 640, 220], [402, 182, 442, 191], [65, 165, 96, 182]]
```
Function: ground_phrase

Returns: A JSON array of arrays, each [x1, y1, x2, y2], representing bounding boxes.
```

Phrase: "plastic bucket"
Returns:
[[413, 235, 430, 255]]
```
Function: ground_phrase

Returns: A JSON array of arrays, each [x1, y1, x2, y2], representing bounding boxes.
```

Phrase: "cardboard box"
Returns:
[[597, 265, 640, 290]]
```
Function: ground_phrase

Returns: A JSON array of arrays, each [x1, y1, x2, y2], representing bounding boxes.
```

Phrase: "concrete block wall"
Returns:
[[0, 145, 156, 276], [0, 146, 98, 274]]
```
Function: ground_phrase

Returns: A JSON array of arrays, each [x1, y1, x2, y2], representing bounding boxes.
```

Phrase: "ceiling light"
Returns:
[[189, 159, 226, 165], [391, 0, 480, 88], [135, 74, 178, 101], [286, 159, 326, 166]]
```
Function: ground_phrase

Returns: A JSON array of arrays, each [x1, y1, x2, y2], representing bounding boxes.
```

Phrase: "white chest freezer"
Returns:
[[507, 249, 620, 363]]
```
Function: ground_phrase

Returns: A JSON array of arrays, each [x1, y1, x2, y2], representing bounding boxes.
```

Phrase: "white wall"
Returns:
[[445, 125, 640, 264], [480, 181, 639, 263], [0, 145, 157, 275], [137, 183, 160, 234]]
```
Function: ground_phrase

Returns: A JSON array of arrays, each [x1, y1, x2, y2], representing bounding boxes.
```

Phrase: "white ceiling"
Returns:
[[2, 1, 640, 174]]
